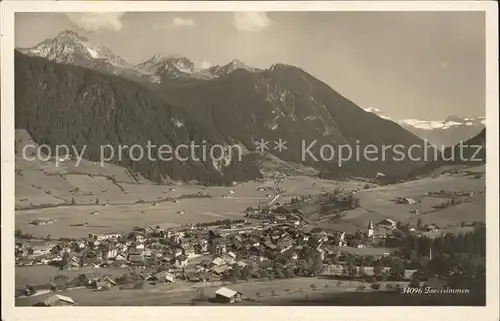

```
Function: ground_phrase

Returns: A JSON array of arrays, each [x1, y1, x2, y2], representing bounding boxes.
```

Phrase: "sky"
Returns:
[[14, 11, 486, 121]]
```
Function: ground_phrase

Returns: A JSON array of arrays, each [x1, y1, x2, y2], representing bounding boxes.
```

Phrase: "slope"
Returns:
[[15, 51, 261, 185], [153, 64, 427, 178], [410, 129, 486, 177]]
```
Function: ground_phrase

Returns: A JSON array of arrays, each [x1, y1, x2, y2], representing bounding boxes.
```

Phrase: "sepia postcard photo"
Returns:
[[1, 1, 498, 321]]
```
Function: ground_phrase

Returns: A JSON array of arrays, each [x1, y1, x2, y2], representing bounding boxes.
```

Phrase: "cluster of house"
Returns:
[[428, 190, 474, 197], [29, 218, 56, 226], [368, 218, 440, 235], [16, 202, 446, 306], [16, 213, 442, 274], [16, 214, 400, 285]]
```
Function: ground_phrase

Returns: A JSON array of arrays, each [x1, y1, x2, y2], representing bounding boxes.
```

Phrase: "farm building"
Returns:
[[200, 271, 219, 282], [88, 233, 121, 241], [154, 271, 175, 283], [399, 197, 417, 204], [30, 218, 55, 226], [95, 276, 117, 290], [377, 219, 396, 229], [24, 284, 53, 296], [422, 225, 439, 232], [39, 294, 75, 307], [214, 287, 243, 303]]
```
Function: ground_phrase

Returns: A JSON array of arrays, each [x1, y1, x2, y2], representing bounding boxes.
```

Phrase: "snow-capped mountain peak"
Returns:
[[133, 56, 262, 82], [55, 29, 89, 43], [216, 59, 258, 75], [363, 108, 486, 146], [17, 29, 131, 72], [133, 54, 198, 81], [399, 116, 485, 130], [363, 107, 392, 120]]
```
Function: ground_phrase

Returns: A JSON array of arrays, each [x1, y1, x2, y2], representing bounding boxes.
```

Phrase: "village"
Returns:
[[13, 159, 487, 307], [16, 179, 466, 306]]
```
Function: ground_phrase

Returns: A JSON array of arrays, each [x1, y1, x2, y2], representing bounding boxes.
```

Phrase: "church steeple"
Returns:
[[367, 220, 374, 237]]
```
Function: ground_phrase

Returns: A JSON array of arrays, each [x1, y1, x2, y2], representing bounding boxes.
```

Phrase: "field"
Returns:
[[16, 265, 129, 291], [13, 130, 488, 306], [15, 178, 367, 238], [15, 132, 486, 239], [298, 165, 486, 232], [15, 273, 484, 306], [15, 275, 407, 306], [15, 129, 369, 238]]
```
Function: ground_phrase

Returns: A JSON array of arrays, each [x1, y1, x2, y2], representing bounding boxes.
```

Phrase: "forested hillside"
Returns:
[[15, 51, 261, 185], [154, 65, 427, 178], [411, 129, 486, 177]]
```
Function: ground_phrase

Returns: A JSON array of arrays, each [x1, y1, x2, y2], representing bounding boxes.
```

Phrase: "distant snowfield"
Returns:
[[400, 119, 463, 130], [363, 107, 486, 131]]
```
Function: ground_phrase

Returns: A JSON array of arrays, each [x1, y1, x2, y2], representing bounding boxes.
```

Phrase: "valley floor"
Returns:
[[15, 274, 484, 306], [14, 137, 486, 306]]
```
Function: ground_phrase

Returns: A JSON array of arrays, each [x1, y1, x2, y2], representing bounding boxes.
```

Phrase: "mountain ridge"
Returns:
[[16, 30, 435, 182], [363, 107, 485, 147], [15, 50, 262, 185], [18, 30, 263, 83]]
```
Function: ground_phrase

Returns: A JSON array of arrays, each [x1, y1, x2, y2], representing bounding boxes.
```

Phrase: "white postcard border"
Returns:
[[1, 2, 498, 321]]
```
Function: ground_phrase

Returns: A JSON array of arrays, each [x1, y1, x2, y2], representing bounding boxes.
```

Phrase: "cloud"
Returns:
[[66, 13, 125, 32], [172, 17, 196, 28], [199, 60, 213, 69], [232, 12, 271, 32], [153, 17, 196, 30]]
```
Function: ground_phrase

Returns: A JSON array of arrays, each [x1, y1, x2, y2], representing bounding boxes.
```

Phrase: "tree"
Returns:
[[389, 257, 406, 281], [418, 256, 430, 270], [242, 266, 252, 280], [347, 263, 358, 279], [60, 251, 70, 268], [310, 252, 325, 276], [417, 219, 423, 230], [196, 288, 206, 301], [230, 265, 242, 280], [365, 255, 376, 267], [25, 284, 35, 296], [409, 278, 421, 288], [275, 268, 285, 279], [284, 268, 295, 279], [359, 265, 366, 278], [373, 261, 383, 280]]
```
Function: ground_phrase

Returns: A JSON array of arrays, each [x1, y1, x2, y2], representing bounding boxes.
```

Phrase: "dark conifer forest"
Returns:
[[15, 51, 261, 185]]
